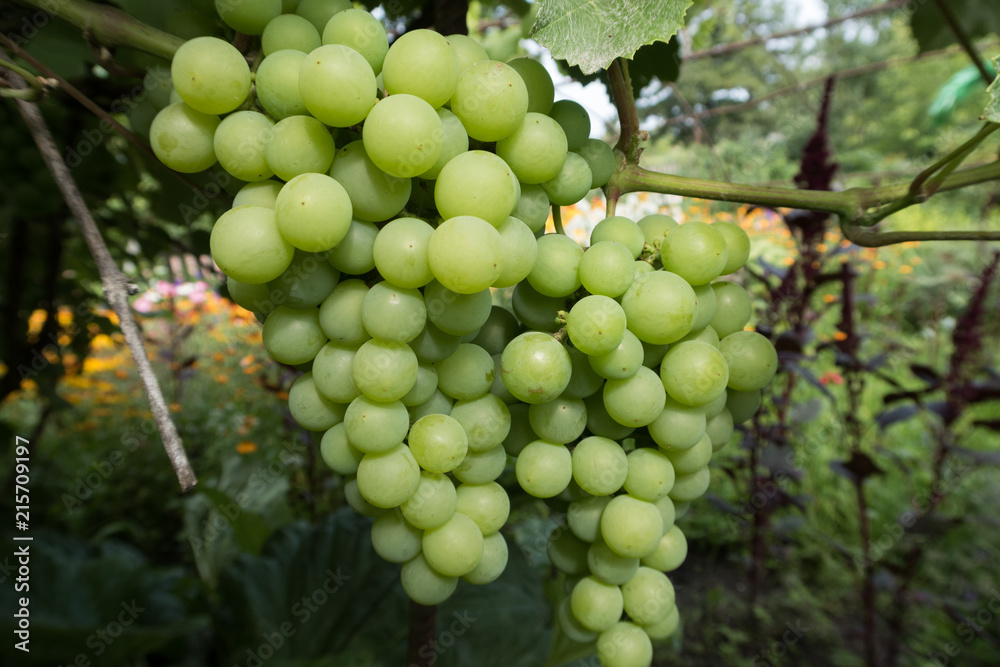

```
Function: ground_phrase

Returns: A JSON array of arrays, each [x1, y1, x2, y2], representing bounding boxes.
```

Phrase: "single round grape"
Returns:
[[212, 110, 274, 182], [356, 443, 421, 508], [265, 115, 336, 181], [579, 241, 635, 298], [295, 0, 351, 32], [318, 279, 370, 347], [566, 295, 627, 356], [591, 216, 645, 258], [422, 511, 484, 577], [343, 395, 409, 453], [171, 37, 250, 115], [435, 150, 518, 227], [427, 215, 504, 294], [572, 436, 627, 496], [211, 206, 294, 284], [321, 8, 388, 75], [382, 29, 460, 107], [659, 340, 730, 407], [706, 407, 735, 452], [450, 60, 528, 141], [463, 531, 508, 584], [668, 465, 711, 503], [262, 305, 326, 365], [371, 509, 423, 563], [255, 50, 309, 119], [320, 422, 363, 474], [621, 271, 697, 345], [454, 482, 509, 535], [361, 281, 426, 343], [515, 440, 572, 498], [409, 322, 461, 364], [600, 494, 663, 558], [328, 140, 411, 222], [408, 413, 468, 473], [446, 33, 488, 73], [149, 103, 220, 173], [471, 306, 521, 356], [547, 528, 590, 574], [352, 338, 418, 401], [400, 553, 457, 605], [262, 13, 320, 55], [527, 233, 583, 297], [690, 283, 718, 332], [511, 282, 563, 332], [528, 397, 587, 445], [327, 219, 378, 275], [274, 172, 352, 252], [589, 329, 643, 381], [648, 396, 707, 451], [449, 393, 511, 452], [624, 447, 675, 501], [496, 112, 568, 184], [344, 476, 386, 517], [710, 281, 752, 338], [269, 250, 340, 309], [233, 180, 283, 209], [576, 138, 615, 188], [727, 388, 762, 423], [434, 343, 493, 401], [642, 605, 680, 641], [226, 276, 274, 318], [603, 366, 666, 428], [702, 388, 729, 418], [513, 183, 551, 234], [720, 331, 778, 391], [680, 324, 721, 349], [372, 217, 435, 288], [506, 57, 554, 114], [641, 524, 687, 572], [216, 0, 281, 34], [667, 432, 713, 474], [299, 44, 376, 127], [548, 99, 590, 151], [401, 471, 457, 530], [288, 371, 345, 430], [417, 108, 469, 181], [424, 282, 493, 337], [363, 94, 443, 178], [712, 220, 751, 274], [584, 393, 636, 441], [452, 443, 506, 484], [637, 213, 678, 247], [541, 151, 592, 206], [401, 363, 438, 407], [558, 596, 598, 643], [312, 344, 360, 402], [563, 347, 604, 399], [661, 221, 729, 286], [493, 216, 539, 288], [654, 495, 676, 533], [596, 621, 653, 667], [568, 494, 612, 543], [502, 403, 536, 457], [570, 576, 623, 633], [500, 331, 572, 404], [588, 539, 639, 586]]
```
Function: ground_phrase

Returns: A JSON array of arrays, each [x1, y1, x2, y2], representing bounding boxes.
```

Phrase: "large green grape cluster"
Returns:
[[148, 2, 776, 664]]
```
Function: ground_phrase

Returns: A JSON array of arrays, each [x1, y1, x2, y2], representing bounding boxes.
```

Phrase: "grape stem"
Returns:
[[552, 205, 566, 236], [4, 53, 198, 492]]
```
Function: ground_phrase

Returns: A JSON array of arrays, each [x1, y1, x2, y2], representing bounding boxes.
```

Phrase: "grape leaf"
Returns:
[[910, 0, 1000, 54], [530, 0, 693, 75], [984, 55, 1000, 123]]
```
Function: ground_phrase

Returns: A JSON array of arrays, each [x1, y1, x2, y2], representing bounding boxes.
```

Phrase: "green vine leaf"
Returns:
[[984, 55, 1000, 123], [530, 0, 693, 75], [910, 0, 1000, 54]]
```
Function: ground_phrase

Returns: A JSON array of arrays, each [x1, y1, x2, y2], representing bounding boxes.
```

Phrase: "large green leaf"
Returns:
[[985, 55, 1000, 122], [910, 0, 1000, 54], [530, 0, 693, 75]]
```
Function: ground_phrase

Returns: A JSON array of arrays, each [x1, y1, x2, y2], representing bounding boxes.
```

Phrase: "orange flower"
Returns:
[[822, 294, 837, 303], [236, 441, 258, 454], [833, 331, 848, 341], [214, 373, 230, 384], [872, 260, 887, 270], [169, 403, 182, 412], [819, 370, 844, 385], [899, 265, 913, 274]]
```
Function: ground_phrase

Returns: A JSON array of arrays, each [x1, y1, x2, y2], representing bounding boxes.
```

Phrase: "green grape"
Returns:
[[288, 372, 345, 430], [401, 363, 438, 407], [495, 113, 567, 184], [591, 216, 645, 258], [563, 347, 604, 399], [312, 343, 361, 402], [584, 392, 635, 440], [588, 539, 639, 586], [642, 605, 680, 641], [435, 150, 518, 227], [171, 37, 250, 115], [492, 216, 538, 288], [408, 389, 454, 422], [690, 283, 718, 331], [400, 553, 457, 605], [343, 395, 409, 453], [360, 281, 426, 343], [412, 108, 467, 182], [502, 403, 536, 457], [450, 393, 511, 451], [702, 388, 728, 418], [513, 183, 551, 234], [427, 215, 504, 294], [274, 173, 352, 252], [226, 276, 273, 317], [570, 576, 623, 633], [666, 433, 712, 474], [589, 329, 643, 381], [435, 343, 494, 400], [212, 111, 274, 182], [500, 331, 572, 404], [372, 217, 435, 288], [262, 14, 320, 55], [408, 413, 468, 473], [624, 447, 675, 501], [600, 494, 663, 558], [528, 397, 587, 445], [579, 241, 635, 298], [268, 250, 339, 308], [679, 325, 721, 349], [548, 99, 590, 151], [489, 354, 518, 404], [511, 282, 563, 332], [568, 494, 612, 543], [515, 440, 572, 498], [363, 94, 443, 178], [527, 233, 583, 297], [641, 341, 669, 368], [471, 306, 521, 356], [422, 512, 485, 577], [382, 29, 460, 108], [668, 466, 711, 503], [409, 321, 462, 363], [356, 443, 421, 508], [352, 338, 418, 401], [295, 0, 351, 32], [705, 407, 734, 451], [149, 103, 219, 173], [596, 621, 653, 667], [641, 524, 687, 572], [648, 396, 707, 451], [262, 305, 326, 364], [541, 151, 592, 206], [547, 528, 590, 574], [558, 597, 598, 643], [446, 34, 488, 73], [452, 443, 506, 484], [329, 141, 412, 221], [637, 213, 678, 247], [712, 220, 751, 274], [654, 495, 676, 533], [572, 435, 627, 497], [463, 531, 508, 584], [673, 500, 691, 520], [265, 115, 336, 181], [566, 295, 627, 356], [634, 260, 654, 277], [450, 60, 529, 141], [401, 471, 457, 530], [709, 281, 752, 338], [233, 180, 283, 208], [327, 219, 378, 275], [424, 281, 493, 336], [659, 341, 730, 407], [299, 44, 376, 127], [344, 476, 386, 517], [318, 279, 370, 346], [576, 138, 615, 188], [726, 388, 762, 424], [216, 0, 281, 35], [719, 331, 778, 391], [255, 50, 309, 120], [603, 366, 666, 428], [319, 422, 363, 474], [621, 271, 697, 345], [371, 509, 423, 563], [455, 482, 509, 535], [661, 221, 729, 286], [321, 8, 388, 75], [506, 57, 554, 114]]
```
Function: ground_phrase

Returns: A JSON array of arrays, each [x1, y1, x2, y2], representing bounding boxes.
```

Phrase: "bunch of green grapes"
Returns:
[[147, 2, 777, 664]]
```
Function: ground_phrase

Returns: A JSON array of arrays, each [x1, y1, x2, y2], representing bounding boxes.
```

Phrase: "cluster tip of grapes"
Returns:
[[146, 2, 778, 665]]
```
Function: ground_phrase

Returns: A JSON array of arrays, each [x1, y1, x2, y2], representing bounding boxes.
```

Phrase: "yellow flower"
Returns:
[[899, 265, 913, 274]]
